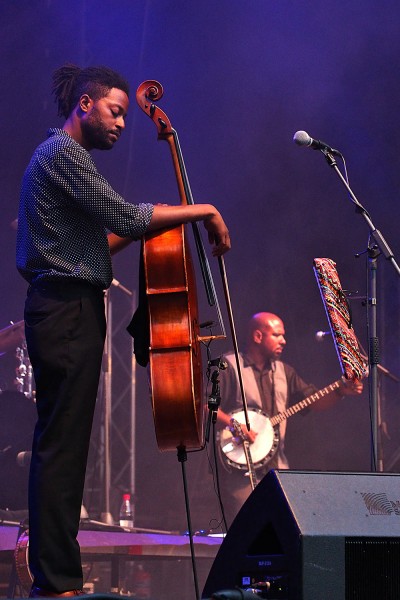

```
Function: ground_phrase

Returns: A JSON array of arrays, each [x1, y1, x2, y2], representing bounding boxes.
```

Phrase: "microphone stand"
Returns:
[[99, 279, 135, 526], [205, 358, 226, 444], [100, 288, 113, 525], [321, 149, 400, 472]]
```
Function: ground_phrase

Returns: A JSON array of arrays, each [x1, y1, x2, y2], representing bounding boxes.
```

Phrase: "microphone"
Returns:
[[315, 330, 332, 342], [16, 451, 32, 467], [293, 130, 342, 157], [111, 278, 133, 296]]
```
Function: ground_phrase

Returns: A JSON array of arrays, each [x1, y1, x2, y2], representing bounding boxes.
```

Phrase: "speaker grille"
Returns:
[[345, 537, 400, 599]]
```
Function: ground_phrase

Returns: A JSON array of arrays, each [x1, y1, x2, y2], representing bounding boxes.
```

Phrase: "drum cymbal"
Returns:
[[0, 321, 25, 354]]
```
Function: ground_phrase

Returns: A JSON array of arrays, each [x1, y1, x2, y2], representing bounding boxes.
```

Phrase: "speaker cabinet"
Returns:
[[202, 470, 400, 599]]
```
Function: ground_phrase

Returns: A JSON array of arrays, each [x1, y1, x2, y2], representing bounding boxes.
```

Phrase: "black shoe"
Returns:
[[29, 586, 84, 597]]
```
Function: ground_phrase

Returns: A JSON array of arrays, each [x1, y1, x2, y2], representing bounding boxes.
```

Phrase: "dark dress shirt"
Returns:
[[17, 128, 153, 289]]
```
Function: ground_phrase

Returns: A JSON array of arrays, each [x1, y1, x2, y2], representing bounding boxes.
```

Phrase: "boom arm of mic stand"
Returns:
[[322, 150, 400, 276]]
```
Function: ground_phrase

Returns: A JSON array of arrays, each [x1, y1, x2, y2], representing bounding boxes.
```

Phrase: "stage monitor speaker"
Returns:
[[202, 470, 400, 600]]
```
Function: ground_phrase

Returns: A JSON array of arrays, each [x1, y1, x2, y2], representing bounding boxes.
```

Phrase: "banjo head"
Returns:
[[219, 407, 279, 471]]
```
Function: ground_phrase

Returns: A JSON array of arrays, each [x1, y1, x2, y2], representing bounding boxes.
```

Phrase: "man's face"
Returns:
[[81, 87, 129, 150], [259, 318, 286, 361]]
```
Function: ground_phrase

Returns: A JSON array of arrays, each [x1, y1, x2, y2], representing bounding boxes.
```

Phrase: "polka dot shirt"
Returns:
[[16, 128, 154, 289]]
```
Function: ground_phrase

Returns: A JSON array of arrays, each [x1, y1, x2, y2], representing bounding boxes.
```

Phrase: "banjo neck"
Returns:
[[241, 437, 258, 490], [269, 379, 342, 427], [243, 440, 258, 490], [229, 419, 258, 490]]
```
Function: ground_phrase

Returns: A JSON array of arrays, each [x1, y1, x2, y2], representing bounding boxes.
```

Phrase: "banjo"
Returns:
[[219, 379, 343, 472], [220, 258, 367, 476]]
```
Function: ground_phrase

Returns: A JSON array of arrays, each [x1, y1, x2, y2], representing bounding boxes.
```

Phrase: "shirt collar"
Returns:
[[47, 127, 72, 139], [242, 352, 275, 373]]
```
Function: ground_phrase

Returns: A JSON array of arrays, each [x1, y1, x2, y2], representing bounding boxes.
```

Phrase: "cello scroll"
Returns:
[[136, 81, 173, 138]]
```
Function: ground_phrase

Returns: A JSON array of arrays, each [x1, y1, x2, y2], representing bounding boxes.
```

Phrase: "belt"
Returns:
[[28, 279, 104, 297]]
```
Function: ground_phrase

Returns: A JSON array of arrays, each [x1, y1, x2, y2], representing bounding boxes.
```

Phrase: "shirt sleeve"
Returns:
[[48, 143, 154, 238], [284, 363, 317, 408]]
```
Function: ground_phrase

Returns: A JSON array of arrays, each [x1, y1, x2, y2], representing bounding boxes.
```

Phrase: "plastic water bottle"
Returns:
[[119, 493, 134, 528]]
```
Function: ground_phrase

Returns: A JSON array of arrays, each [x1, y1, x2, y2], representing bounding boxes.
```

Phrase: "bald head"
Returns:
[[246, 312, 286, 364], [247, 312, 283, 338]]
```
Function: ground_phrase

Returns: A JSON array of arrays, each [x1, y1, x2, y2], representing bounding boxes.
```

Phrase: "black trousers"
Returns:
[[24, 281, 106, 592]]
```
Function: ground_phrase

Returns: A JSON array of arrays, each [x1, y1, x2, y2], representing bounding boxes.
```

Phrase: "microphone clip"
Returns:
[[209, 357, 227, 370]]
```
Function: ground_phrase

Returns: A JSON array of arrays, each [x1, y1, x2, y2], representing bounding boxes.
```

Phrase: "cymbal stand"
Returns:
[[15, 343, 33, 399]]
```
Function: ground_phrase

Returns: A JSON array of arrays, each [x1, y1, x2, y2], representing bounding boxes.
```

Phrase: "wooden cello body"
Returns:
[[143, 223, 203, 451], [136, 81, 207, 452]]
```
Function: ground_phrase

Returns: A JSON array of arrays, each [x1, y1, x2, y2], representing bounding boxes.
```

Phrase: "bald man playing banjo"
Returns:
[[216, 312, 363, 526]]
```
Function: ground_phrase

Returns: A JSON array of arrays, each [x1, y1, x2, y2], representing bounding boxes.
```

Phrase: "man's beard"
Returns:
[[82, 108, 115, 150]]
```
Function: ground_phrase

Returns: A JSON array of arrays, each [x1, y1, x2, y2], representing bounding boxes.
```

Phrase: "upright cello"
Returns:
[[135, 80, 247, 452]]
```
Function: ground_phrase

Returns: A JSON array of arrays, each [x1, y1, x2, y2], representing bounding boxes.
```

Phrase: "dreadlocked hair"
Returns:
[[52, 63, 130, 119]]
